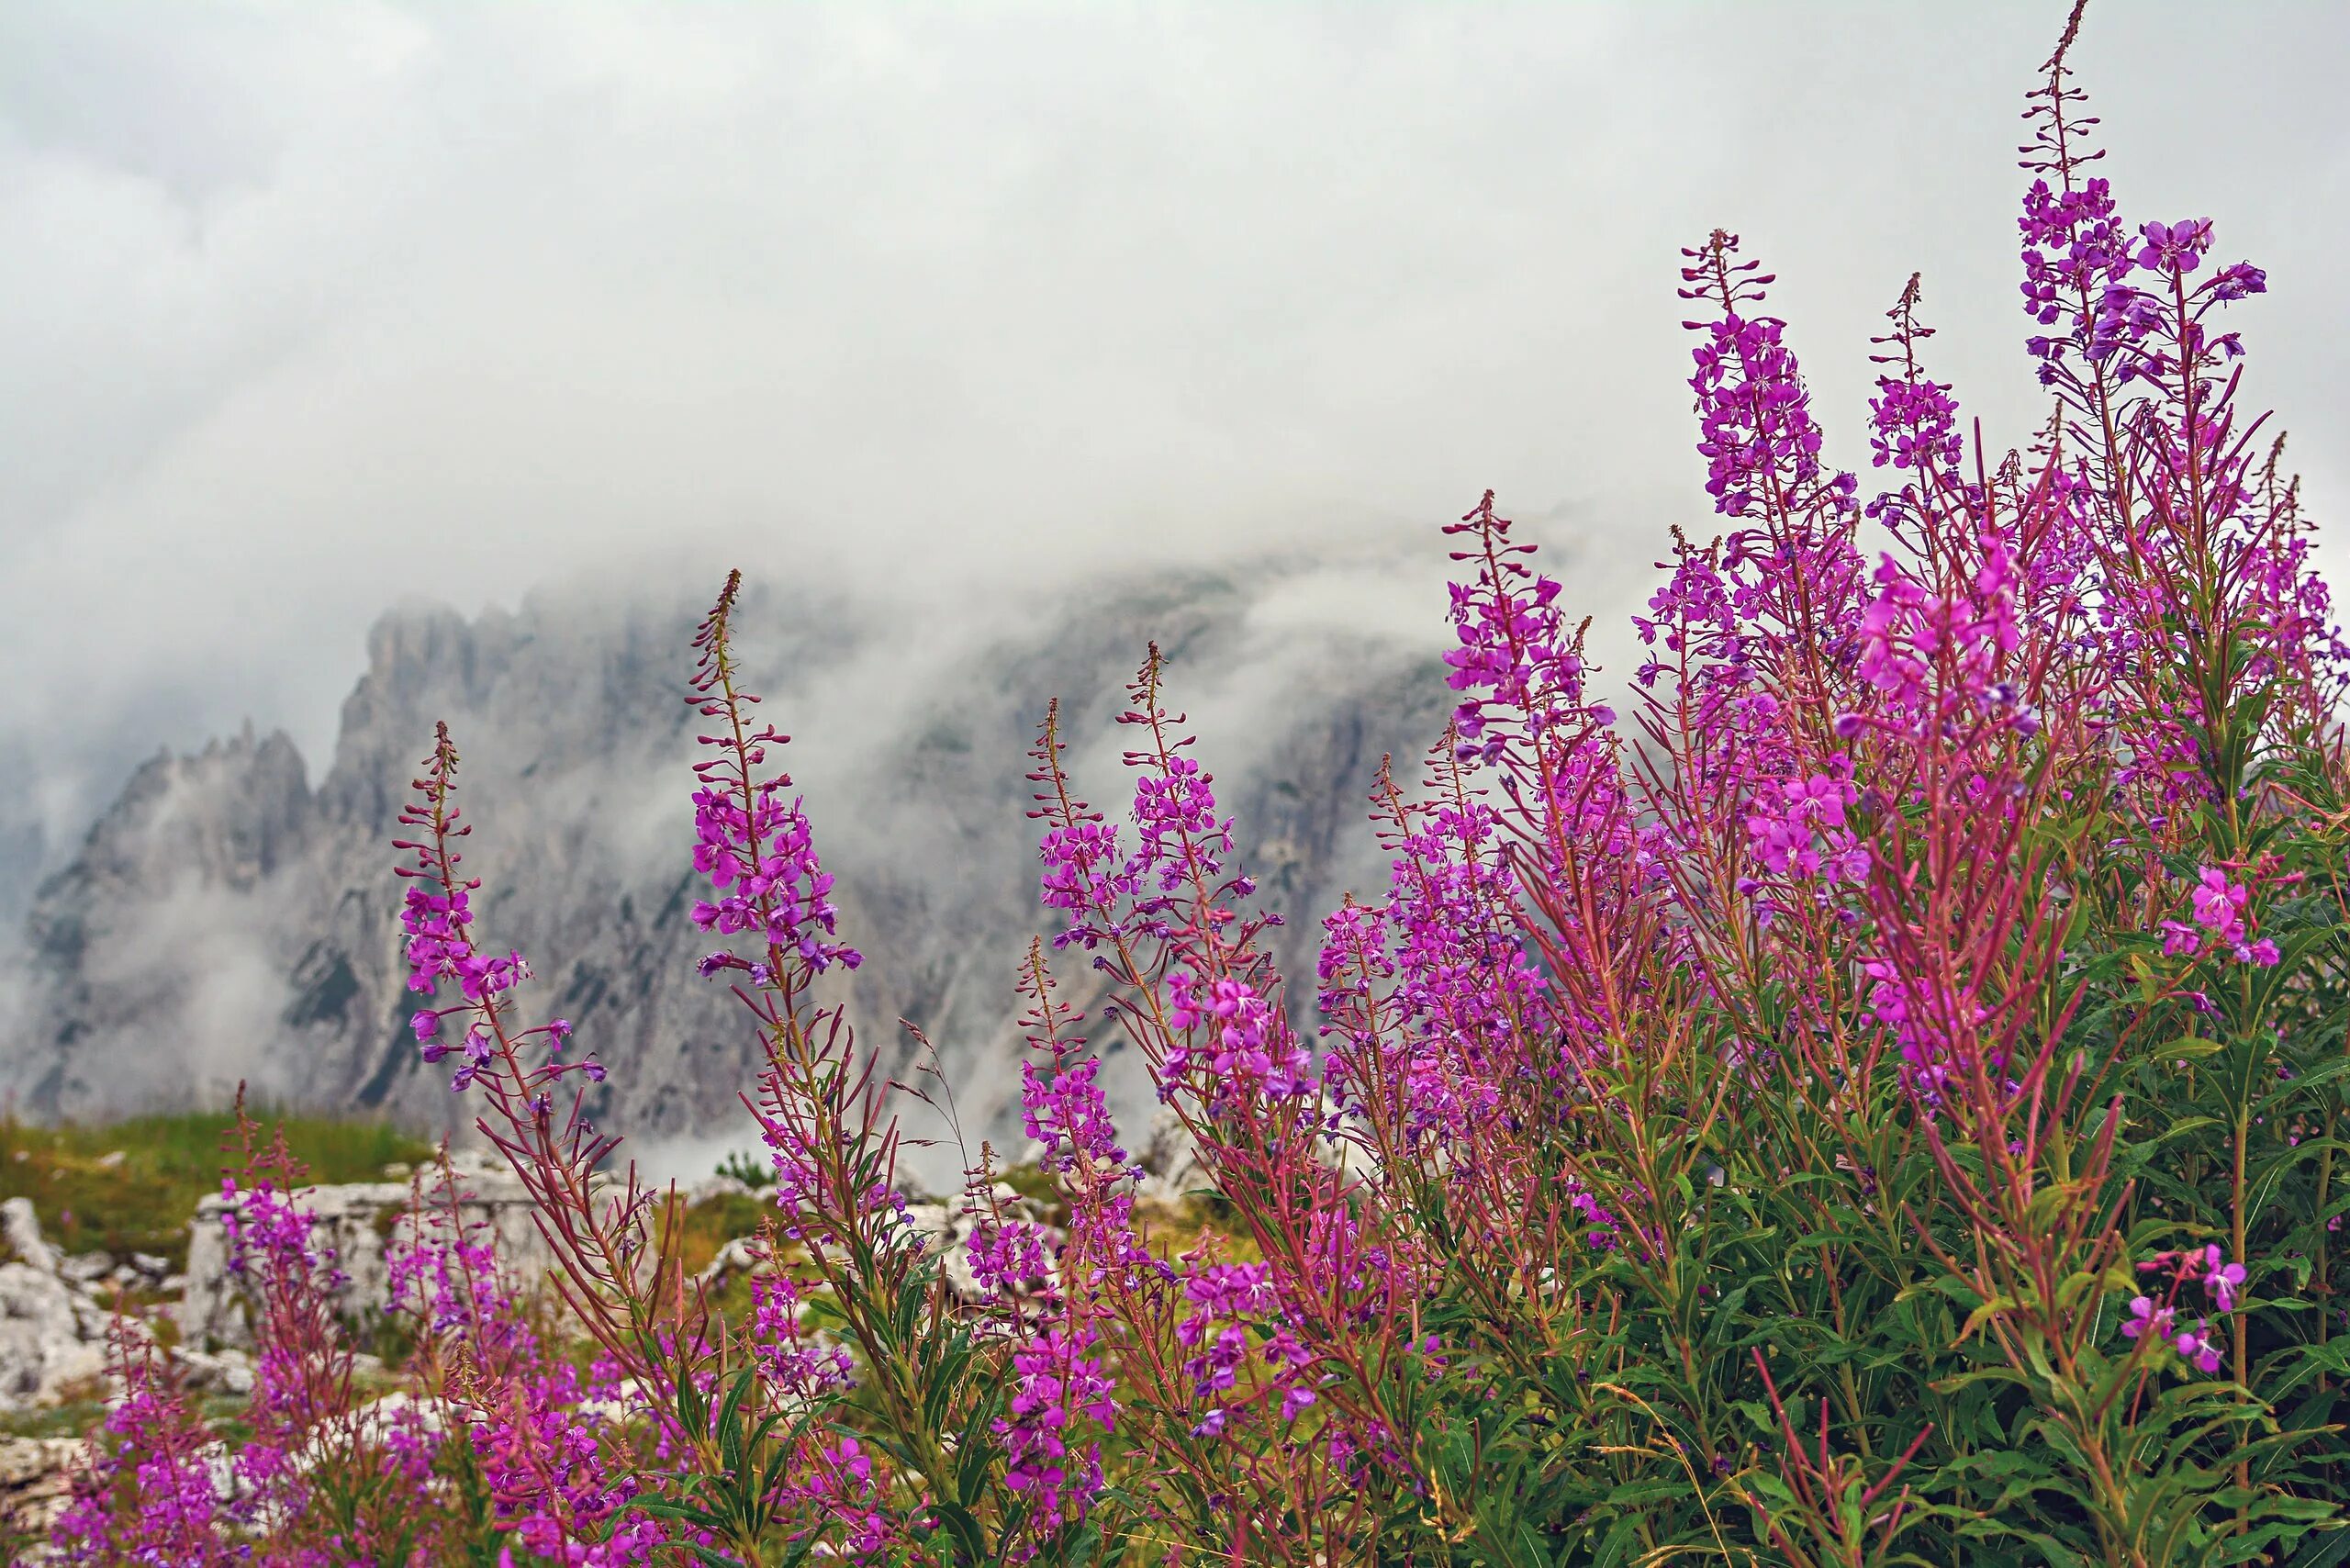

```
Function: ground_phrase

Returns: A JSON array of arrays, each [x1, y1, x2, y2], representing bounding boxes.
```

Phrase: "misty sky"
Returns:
[[5, 2, 2348, 882]]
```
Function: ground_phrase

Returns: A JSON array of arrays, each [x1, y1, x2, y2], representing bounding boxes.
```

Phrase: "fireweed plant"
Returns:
[[59, 1101, 453, 1565], [62, 9, 2350, 1564]]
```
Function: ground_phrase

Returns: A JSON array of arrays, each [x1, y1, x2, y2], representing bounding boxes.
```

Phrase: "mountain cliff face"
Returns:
[[1, 561, 1453, 1182]]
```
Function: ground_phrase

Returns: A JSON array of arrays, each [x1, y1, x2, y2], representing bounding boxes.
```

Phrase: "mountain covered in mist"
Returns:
[[0, 561, 1454, 1182]]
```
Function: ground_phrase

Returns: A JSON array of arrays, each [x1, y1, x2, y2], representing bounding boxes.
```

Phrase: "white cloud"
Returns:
[[2, 1, 2345, 877]]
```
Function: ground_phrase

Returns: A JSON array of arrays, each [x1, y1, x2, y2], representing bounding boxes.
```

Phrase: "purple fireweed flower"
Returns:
[[2020, 175, 2132, 323], [2190, 866, 2248, 939], [1178, 1263, 1275, 1396], [476, 1359, 665, 1562], [1677, 230, 1856, 522], [1020, 1052, 1126, 1176], [1569, 1183, 1621, 1250], [2018, 149, 2141, 385], [1863, 954, 1992, 1114], [686, 573, 861, 980], [747, 1272, 856, 1398], [2174, 1319, 2224, 1375], [397, 726, 604, 1100], [1854, 532, 2023, 731], [1441, 495, 1639, 1051], [966, 1215, 1054, 1299], [1868, 366, 1963, 478], [2165, 865, 2279, 964], [1167, 969, 1310, 1103], [1864, 274, 1968, 546], [1012, 941, 1161, 1298], [1039, 818, 1136, 947], [1743, 769, 1868, 883], [1314, 895, 1393, 1057], [1129, 753, 1229, 893], [1319, 745, 1552, 1145], [1176, 1262, 1318, 1432], [2199, 1246, 2248, 1312], [1442, 496, 1595, 757], [2135, 218, 2213, 276], [993, 1324, 1116, 1528], [2121, 1294, 2175, 1344], [50, 1328, 229, 1564], [685, 782, 858, 972], [1633, 532, 1748, 707]]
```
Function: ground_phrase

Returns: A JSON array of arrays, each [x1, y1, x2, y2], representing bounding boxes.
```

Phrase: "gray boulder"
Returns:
[[0, 1268, 105, 1406], [179, 1159, 556, 1349]]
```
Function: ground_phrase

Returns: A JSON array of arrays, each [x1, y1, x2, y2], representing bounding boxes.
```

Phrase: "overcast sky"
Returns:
[[4, 1, 2348, 877]]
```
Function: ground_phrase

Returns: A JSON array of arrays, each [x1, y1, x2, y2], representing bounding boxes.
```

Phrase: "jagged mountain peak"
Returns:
[[4, 554, 1453, 1182]]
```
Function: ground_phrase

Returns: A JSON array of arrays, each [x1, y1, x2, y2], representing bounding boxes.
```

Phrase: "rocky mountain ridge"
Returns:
[[1, 560, 1453, 1183]]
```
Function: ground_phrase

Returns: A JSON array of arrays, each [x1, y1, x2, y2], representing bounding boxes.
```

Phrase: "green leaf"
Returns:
[[929, 1497, 989, 1565], [1956, 1293, 2020, 1345], [2284, 1528, 2350, 1568]]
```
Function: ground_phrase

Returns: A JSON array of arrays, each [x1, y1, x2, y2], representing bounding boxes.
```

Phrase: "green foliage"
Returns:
[[0, 1110, 432, 1270], [1333, 745, 2350, 1564]]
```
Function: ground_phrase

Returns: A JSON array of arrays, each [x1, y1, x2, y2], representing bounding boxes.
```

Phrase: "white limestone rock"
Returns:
[[1136, 1106, 1209, 1202], [178, 1169, 555, 1349], [0, 1199, 57, 1276], [0, 1264, 106, 1408], [0, 1435, 85, 1545]]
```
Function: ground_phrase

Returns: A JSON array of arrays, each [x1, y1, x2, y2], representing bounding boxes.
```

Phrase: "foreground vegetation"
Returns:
[[52, 6, 2350, 1564]]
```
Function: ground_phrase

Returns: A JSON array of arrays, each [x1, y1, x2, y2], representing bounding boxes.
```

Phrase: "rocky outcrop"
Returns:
[[0, 1202, 110, 1410], [1134, 1106, 1210, 1202], [0, 1437, 83, 1544], [0, 1200, 57, 1276], [0, 1267, 106, 1408], [2, 557, 1453, 1184], [177, 1155, 557, 1349]]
